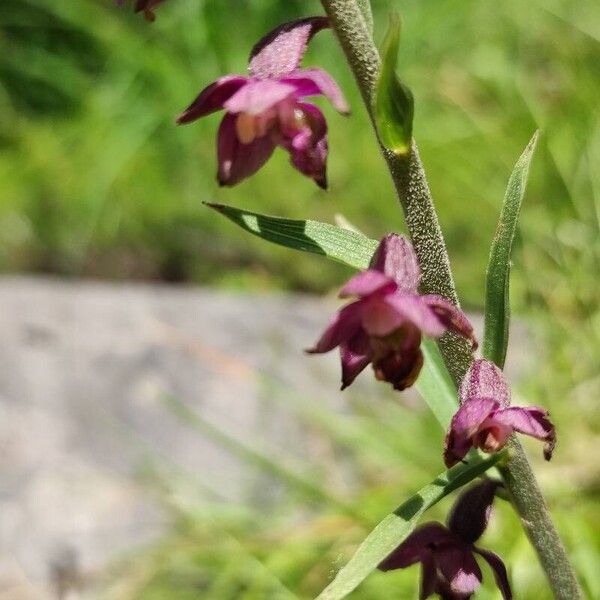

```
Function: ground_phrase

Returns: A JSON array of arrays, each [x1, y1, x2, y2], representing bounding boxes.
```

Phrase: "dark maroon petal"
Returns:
[[248, 16, 330, 79], [448, 480, 500, 544], [176, 76, 248, 124], [372, 344, 423, 392], [444, 397, 498, 467], [420, 552, 438, 599], [472, 547, 512, 600], [421, 295, 478, 350], [370, 234, 420, 292], [384, 294, 446, 338], [338, 270, 396, 299], [459, 359, 511, 407], [436, 545, 482, 596], [283, 68, 350, 113], [340, 329, 372, 390], [216, 113, 275, 186], [494, 406, 556, 460], [378, 523, 451, 571], [307, 301, 364, 354], [224, 79, 296, 115]]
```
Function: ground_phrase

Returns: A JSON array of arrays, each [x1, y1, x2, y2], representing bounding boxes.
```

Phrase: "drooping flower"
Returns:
[[116, 0, 166, 21], [444, 359, 556, 467], [379, 480, 512, 600], [176, 17, 349, 188], [308, 234, 477, 391]]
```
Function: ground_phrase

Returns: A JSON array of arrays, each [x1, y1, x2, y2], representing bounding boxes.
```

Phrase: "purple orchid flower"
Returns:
[[444, 359, 556, 467], [176, 17, 349, 188], [308, 234, 477, 391], [379, 480, 512, 600], [116, 0, 166, 21]]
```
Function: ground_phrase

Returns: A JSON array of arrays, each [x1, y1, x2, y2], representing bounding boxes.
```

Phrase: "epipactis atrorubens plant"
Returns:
[[122, 2, 582, 599]]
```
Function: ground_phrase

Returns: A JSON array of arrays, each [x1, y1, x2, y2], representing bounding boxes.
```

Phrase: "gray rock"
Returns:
[[0, 277, 531, 598]]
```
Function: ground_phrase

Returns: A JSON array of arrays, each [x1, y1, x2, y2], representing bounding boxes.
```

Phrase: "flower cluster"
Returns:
[[309, 234, 476, 390], [177, 17, 349, 188], [444, 359, 556, 467], [379, 480, 512, 600]]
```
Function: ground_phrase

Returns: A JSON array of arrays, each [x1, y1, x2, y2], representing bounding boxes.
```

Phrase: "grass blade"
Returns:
[[316, 450, 508, 600], [483, 132, 538, 368]]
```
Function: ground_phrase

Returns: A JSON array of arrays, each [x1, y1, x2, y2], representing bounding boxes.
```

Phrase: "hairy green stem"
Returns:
[[320, 0, 582, 597]]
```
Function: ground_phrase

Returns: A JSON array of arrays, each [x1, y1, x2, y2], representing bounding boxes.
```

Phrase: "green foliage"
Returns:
[[374, 13, 414, 156], [206, 203, 378, 271], [483, 132, 538, 368]]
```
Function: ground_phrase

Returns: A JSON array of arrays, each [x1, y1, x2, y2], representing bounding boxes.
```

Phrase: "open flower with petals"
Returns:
[[176, 17, 349, 188], [116, 0, 166, 21], [379, 480, 511, 600], [444, 359, 556, 467], [308, 234, 476, 390]]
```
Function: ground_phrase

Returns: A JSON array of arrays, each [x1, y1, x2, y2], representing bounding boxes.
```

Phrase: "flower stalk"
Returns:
[[319, 0, 582, 597]]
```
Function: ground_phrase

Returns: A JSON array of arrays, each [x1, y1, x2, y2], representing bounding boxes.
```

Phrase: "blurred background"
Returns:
[[0, 0, 599, 598]]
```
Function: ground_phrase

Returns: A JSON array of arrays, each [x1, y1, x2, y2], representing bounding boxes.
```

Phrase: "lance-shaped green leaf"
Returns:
[[415, 338, 459, 429], [374, 13, 414, 156], [483, 132, 538, 368], [206, 202, 378, 271], [356, 0, 374, 34], [316, 450, 508, 600]]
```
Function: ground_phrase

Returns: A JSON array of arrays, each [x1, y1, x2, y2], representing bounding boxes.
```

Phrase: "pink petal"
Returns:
[[436, 545, 482, 596], [472, 547, 512, 600], [307, 301, 364, 354], [176, 76, 248, 124], [248, 16, 330, 79], [339, 270, 396, 299], [421, 295, 478, 349], [280, 102, 329, 189], [494, 406, 556, 460], [217, 113, 275, 186], [378, 523, 452, 571], [283, 68, 350, 113], [447, 480, 499, 544], [361, 296, 406, 337], [444, 397, 498, 467], [459, 359, 511, 407], [370, 234, 420, 292], [340, 329, 372, 390], [384, 293, 446, 338], [224, 79, 296, 116]]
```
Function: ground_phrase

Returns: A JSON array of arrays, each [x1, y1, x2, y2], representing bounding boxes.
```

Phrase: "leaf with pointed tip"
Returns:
[[206, 202, 378, 271], [315, 450, 508, 600], [483, 132, 538, 368], [374, 13, 414, 156]]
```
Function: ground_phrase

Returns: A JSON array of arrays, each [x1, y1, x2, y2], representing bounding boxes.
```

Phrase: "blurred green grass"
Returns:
[[2, 0, 599, 598]]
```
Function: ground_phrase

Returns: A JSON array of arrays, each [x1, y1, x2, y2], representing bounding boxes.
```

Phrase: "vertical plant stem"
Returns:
[[320, 1, 582, 597]]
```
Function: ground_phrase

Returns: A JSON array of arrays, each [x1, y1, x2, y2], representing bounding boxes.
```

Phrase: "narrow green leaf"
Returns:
[[415, 338, 458, 429], [374, 13, 414, 156], [206, 202, 378, 271], [483, 132, 538, 368], [316, 451, 508, 600], [356, 0, 374, 34]]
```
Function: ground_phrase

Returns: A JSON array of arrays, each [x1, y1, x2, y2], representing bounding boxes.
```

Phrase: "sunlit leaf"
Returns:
[[374, 13, 414, 156], [483, 132, 538, 368], [206, 202, 378, 271], [316, 450, 508, 600]]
